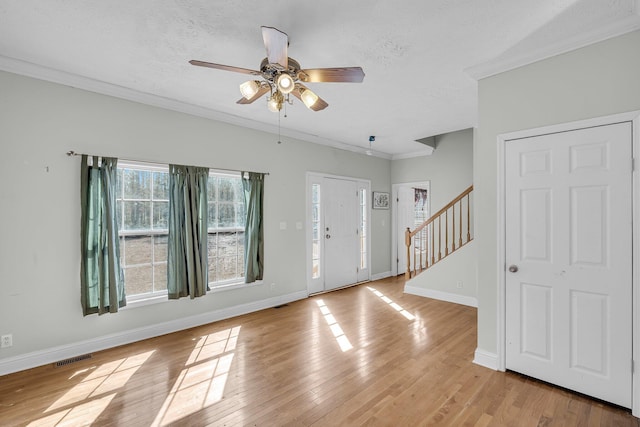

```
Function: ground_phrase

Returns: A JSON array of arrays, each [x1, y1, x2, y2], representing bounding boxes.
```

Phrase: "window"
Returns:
[[116, 162, 170, 301], [115, 162, 247, 301], [311, 184, 321, 279], [207, 174, 246, 287], [359, 188, 367, 270]]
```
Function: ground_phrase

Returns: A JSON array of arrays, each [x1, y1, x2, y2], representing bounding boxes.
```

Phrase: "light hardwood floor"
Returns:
[[0, 276, 638, 426]]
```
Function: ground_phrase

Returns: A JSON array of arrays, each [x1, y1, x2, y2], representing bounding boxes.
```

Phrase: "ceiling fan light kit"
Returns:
[[190, 26, 365, 113]]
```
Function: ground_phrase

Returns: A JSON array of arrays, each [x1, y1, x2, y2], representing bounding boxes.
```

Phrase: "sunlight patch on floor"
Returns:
[[27, 350, 155, 426], [316, 299, 353, 352], [151, 326, 240, 426], [367, 287, 416, 320]]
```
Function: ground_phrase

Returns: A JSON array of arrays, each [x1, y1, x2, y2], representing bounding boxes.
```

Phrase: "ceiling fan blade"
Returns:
[[292, 85, 328, 111], [299, 67, 365, 83], [236, 85, 271, 105], [189, 60, 261, 76], [261, 26, 288, 69]]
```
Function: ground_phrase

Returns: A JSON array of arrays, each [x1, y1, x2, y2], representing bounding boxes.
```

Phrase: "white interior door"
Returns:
[[397, 186, 414, 275], [324, 178, 358, 291], [505, 122, 633, 407]]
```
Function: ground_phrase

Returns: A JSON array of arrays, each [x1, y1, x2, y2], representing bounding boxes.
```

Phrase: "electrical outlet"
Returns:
[[1, 334, 12, 348], [456, 281, 463, 289], [270, 283, 275, 292]]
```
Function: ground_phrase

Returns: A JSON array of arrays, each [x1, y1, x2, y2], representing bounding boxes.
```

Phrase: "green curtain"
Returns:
[[167, 165, 209, 299], [80, 155, 126, 315], [242, 172, 265, 283]]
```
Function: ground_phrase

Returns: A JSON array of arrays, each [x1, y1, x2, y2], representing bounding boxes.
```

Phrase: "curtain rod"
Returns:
[[66, 151, 269, 176]]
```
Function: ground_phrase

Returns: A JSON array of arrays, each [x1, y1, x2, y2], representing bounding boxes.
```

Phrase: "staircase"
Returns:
[[405, 185, 473, 279]]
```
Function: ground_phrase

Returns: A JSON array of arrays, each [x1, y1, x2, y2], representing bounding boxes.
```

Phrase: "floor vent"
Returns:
[[54, 354, 92, 367], [273, 304, 289, 309]]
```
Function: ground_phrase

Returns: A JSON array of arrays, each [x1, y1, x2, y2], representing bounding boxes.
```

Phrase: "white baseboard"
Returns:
[[473, 348, 499, 370], [371, 271, 392, 281], [404, 285, 478, 307], [0, 290, 308, 376]]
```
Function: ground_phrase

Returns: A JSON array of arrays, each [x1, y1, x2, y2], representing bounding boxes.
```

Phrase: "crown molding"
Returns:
[[0, 55, 391, 159], [465, 13, 640, 80]]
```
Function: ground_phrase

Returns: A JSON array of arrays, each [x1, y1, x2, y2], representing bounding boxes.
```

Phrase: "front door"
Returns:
[[505, 122, 633, 407], [324, 178, 358, 291]]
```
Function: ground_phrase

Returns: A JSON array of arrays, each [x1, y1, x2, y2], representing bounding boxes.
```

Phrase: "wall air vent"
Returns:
[[54, 353, 93, 367]]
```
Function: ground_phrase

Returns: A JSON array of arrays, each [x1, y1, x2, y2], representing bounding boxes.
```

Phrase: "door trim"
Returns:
[[391, 181, 430, 277], [496, 110, 640, 415]]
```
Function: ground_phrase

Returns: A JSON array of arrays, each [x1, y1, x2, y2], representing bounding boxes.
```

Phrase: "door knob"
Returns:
[[326, 234, 331, 239], [508, 265, 518, 273]]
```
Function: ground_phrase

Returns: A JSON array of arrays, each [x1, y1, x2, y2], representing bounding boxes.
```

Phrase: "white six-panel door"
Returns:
[[324, 178, 358, 291], [505, 122, 633, 407]]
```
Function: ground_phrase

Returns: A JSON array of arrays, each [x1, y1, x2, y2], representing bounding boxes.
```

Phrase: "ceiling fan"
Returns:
[[189, 26, 365, 112]]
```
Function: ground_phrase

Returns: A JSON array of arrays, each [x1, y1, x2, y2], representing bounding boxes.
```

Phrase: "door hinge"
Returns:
[[633, 359, 635, 374], [633, 158, 636, 172]]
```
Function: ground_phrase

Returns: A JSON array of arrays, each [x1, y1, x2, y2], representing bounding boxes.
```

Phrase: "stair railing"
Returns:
[[405, 185, 473, 279]]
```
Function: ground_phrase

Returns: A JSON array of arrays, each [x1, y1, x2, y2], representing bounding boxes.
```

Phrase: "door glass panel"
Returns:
[[312, 184, 321, 279]]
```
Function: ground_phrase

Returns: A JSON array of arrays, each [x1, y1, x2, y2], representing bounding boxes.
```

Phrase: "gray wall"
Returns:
[[391, 128, 473, 212], [0, 70, 391, 362], [475, 30, 640, 355]]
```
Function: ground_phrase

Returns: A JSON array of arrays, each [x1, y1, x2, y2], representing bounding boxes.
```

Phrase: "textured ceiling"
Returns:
[[0, 0, 638, 158]]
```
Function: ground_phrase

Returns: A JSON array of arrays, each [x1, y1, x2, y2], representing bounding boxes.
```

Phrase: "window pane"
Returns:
[[153, 172, 169, 200], [207, 233, 218, 258], [233, 179, 243, 202], [124, 265, 153, 295], [236, 202, 246, 227], [153, 263, 167, 291], [123, 201, 151, 230], [218, 203, 236, 228], [208, 258, 218, 283], [237, 231, 245, 255], [116, 200, 123, 229], [219, 178, 235, 202], [217, 232, 238, 257], [237, 251, 245, 277], [207, 177, 218, 202], [208, 202, 218, 229], [153, 201, 169, 230], [123, 169, 151, 199], [154, 235, 168, 262], [218, 257, 238, 281], [123, 236, 152, 265], [116, 169, 123, 199], [312, 260, 320, 279]]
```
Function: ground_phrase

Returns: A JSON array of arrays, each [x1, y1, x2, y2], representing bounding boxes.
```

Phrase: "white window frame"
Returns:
[[117, 160, 170, 304]]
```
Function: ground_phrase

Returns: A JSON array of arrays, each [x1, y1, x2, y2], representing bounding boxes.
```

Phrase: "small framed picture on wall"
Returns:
[[373, 191, 390, 209]]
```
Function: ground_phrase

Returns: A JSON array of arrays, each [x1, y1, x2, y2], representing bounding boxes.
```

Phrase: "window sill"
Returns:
[[122, 280, 264, 309], [209, 280, 263, 293], [122, 292, 169, 310]]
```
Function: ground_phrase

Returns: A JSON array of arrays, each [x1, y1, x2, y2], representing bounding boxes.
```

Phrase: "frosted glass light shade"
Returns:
[[300, 88, 319, 109], [239, 80, 260, 99], [276, 74, 294, 94]]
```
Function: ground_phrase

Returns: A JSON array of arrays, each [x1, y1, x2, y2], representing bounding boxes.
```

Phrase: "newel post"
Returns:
[[405, 227, 411, 280]]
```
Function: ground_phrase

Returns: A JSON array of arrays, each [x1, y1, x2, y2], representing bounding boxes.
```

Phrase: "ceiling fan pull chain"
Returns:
[[278, 110, 282, 144]]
